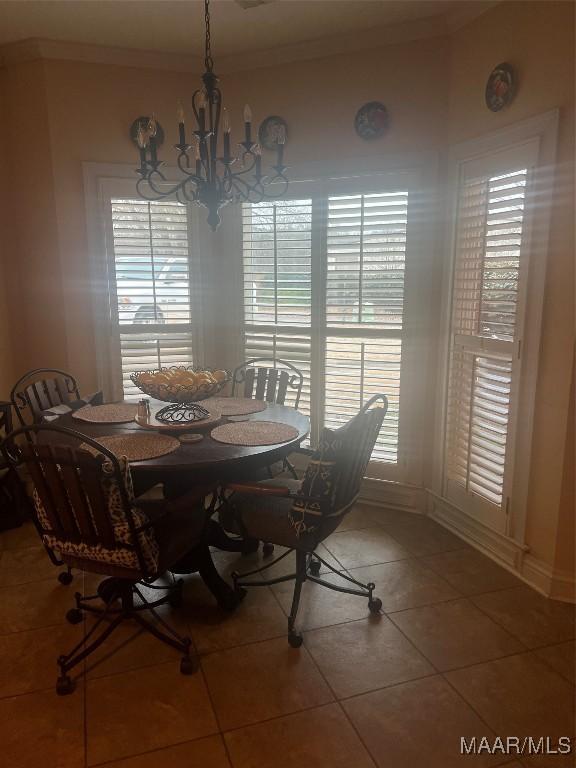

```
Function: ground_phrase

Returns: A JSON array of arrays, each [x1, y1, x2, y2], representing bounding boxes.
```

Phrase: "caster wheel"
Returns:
[[58, 570, 73, 586], [308, 559, 321, 576], [219, 586, 246, 612], [368, 597, 382, 614], [262, 542, 275, 558], [180, 655, 195, 675], [288, 632, 303, 648], [56, 675, 75, 695], [66, 608, 83, 625], [97, 580, 120, 604]]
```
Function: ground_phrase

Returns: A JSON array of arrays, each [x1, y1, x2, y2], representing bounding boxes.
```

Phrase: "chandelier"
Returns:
[[134, 0, 289, 231]]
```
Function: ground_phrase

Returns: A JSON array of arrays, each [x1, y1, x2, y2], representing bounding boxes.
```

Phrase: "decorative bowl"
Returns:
[[130, 366, 229, 403]]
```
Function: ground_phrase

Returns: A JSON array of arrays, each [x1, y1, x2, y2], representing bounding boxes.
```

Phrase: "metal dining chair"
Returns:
[[1, 423, 224, 695], [231, 358, 304, 409], [222, 394, 388, 647], [10, 368, 82, 426]]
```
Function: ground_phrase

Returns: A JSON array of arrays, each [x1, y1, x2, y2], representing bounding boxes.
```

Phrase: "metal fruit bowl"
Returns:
[[130, 366, 229, 404]]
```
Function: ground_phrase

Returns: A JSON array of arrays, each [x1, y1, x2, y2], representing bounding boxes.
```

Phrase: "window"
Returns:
[[107, 199, 194, 398], [242, 190, 408, 463], [443, 160, 532, 530]]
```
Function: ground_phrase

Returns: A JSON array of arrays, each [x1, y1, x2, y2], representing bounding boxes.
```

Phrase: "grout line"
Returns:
[[89, 733, 226, 768]]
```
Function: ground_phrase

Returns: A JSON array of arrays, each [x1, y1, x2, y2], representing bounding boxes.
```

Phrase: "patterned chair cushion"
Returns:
[[33, 455, 159, 573], [289, 427, 345, 537]]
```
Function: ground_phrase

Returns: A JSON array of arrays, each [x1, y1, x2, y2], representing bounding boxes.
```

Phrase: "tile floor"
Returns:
[[0, 505, 574, 768]]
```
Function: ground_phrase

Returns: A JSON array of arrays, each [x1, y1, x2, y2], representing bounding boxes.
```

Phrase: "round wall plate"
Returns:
[[258, 115, 288, 150], [130, 116, 165, 147], [354, 101, 388, 140], [485, 63, 516, 112]]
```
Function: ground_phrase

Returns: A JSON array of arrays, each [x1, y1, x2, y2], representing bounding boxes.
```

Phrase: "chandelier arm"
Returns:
[[230, 152, 258, 179]]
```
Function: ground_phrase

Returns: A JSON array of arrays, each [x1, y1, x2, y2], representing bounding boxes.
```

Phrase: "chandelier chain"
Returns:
[[204, 0, 213, 72]]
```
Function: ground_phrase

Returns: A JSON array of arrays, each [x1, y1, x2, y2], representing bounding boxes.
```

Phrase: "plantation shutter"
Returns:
[[108, 199, 194, 398], [323, 192, 408, 462], [242, 200, 313, 414], [444, 159, 532, 531]]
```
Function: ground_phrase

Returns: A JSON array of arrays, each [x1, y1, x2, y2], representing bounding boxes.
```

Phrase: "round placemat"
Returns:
[[210, 420, 298, 446], [82, 434, 180, 461], [73, 403, 138, 424], [202, 396, 267, 416]]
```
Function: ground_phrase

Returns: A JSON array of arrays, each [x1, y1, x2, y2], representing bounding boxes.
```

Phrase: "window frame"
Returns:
[[432, 111, 559, 544]]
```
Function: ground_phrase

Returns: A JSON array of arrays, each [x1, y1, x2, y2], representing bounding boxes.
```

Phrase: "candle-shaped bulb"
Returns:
[[136, 123, 148, 149], [197, 91, 207, 111], [148, 113, 157, 137], [243, 104, 252, 124], [177, 100, 185, 124], [223, 108, 231, 134]]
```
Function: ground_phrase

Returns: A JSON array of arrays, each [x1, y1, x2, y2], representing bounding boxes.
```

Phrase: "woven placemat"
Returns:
[[73, 403, 138, 424], [202, 396, 267, 417], [82, 434, 180, 461], [211, 420, 298, 446]]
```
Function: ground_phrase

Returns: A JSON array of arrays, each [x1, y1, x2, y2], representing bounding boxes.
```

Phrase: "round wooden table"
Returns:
[[55, 402, 310, 488]]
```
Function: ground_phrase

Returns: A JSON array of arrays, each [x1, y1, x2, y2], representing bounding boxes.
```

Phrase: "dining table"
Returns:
[[44, 400, 310, 608]]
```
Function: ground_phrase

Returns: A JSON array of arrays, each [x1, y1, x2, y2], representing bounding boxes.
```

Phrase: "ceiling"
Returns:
[[0, 1, 482, 58]]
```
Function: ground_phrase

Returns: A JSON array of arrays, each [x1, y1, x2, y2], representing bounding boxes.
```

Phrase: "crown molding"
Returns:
[[0, 38, 203, 73], [0, 2, 499, 75]]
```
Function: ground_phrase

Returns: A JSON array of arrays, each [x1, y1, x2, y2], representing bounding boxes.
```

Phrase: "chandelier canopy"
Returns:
[[134, 0, 289, 230]]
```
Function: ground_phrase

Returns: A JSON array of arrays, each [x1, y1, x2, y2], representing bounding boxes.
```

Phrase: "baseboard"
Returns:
[[426, 490, 576, 603], [359, 477, 426, 514]]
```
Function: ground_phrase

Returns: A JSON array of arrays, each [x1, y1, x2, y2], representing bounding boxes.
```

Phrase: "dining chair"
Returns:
[[222, 394, 388, 647], [0, 401, 28, 531], [10, 368, 82, 426], [1, 423, 224, 695], [231, 358, 304, 409]]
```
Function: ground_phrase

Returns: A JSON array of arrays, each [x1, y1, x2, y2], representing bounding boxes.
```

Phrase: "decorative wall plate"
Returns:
[[130, 116, 165, 148], [354, 102, 388, 140], [258, 115, 288, 150], [485, 63, 516, 112]]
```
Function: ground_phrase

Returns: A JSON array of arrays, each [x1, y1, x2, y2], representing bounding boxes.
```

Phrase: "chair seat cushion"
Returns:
[[232, 480, 341, 550]]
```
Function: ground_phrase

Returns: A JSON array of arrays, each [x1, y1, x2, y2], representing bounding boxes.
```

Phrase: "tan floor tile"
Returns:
[[472, 587, 576, 649], [332, 504, 384, 531], [390, 598, 524, 670], [421, 548, 523, 596], [0, 577, 76, 634], [186, 579, 288, 654], [87, 661, 218, 765], [446, 654, 576, 753], [305, 615, 434, 698], [349, 559, 459, 612], [0, 521, 41, 550], [322, 526, 410, 569], [100, 735, 231, 768], [0, 685, 84, 768], [382, 516, 468, 557], [343, 675, 503, 768], [0, 622, 84, 698], [0, 544, 59, 586], [272, 570, 376, 631], [534, 641, 576, 685], [213, 542, 341, 579], [201, 636, 333, 731], [224, 702, 375, 768]]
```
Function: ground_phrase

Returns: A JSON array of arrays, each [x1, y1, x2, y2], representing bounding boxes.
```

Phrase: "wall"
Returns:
[[0, 71, 14, 398], [447, 0, 575, 576]]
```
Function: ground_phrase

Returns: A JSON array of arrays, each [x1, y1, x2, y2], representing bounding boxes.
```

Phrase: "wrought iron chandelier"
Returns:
[[134, 0, 289, 230]]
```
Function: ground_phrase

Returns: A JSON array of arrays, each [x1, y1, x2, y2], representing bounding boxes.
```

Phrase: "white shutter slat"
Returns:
[[110, 199, 194, 397]]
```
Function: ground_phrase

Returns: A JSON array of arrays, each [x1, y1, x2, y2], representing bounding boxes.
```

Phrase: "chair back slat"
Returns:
[[243, 367, 256, 399], [265, 367, 279, 402], [77, 464, 116, 549], [57, 448, 98, 543], [254, 367, 268, 400], [232, 358, 304, 409], [275, 370, 290, 405], [35, 445, 81, 540], [21, 446, 64, 536]]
